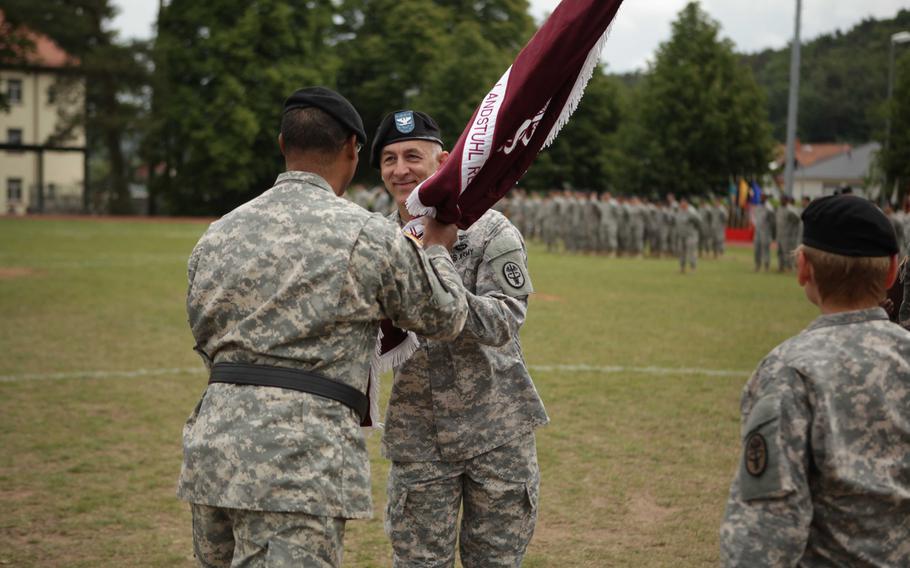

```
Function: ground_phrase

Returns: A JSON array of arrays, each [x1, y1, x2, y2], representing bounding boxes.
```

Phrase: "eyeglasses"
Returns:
[[356, 142, 363, 153]]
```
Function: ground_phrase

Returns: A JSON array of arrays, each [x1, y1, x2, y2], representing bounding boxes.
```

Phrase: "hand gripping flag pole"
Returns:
[[366, 0, 626, 430]]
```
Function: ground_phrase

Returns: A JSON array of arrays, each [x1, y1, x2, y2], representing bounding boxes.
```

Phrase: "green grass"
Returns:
[[0, 217, 817, 567]]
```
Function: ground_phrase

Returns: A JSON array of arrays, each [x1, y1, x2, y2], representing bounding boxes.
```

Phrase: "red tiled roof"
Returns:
[[0, 10, 79, 68], [774, 141, 853, 168]]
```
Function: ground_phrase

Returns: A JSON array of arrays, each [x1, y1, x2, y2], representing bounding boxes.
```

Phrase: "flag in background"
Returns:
[[750, 180, 763, 204], [738, 178, 750, 208]]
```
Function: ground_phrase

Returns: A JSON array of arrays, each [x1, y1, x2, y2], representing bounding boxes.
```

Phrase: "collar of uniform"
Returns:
[[387, 209, 405, 228], [805, 307, 889, 333], [275, 171, 334, 194]]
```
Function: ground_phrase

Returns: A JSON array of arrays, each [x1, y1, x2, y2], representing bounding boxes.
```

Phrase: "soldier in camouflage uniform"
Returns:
[[177, 89, 469, 568], [720, 195, 910, 567], [775, 196, 801, 272], [752, 193, 775, 272], [371, 109, 549, 568], [675, 198, 700, 273], [712, 198, 728, 257]]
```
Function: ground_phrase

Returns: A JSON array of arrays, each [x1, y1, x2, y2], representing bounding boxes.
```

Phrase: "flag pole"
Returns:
[[783, 0, 802, 199]]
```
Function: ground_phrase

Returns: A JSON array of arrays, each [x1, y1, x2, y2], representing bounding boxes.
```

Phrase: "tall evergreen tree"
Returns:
[[522, 70, 625, 192], [882, 52, 910, 202], [625, 1, 772, 196], [336, 0, 534, 180], [150, 0, 340, 214]]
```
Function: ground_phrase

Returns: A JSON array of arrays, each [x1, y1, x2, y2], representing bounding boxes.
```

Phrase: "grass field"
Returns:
[[0, 216, 818, 567]]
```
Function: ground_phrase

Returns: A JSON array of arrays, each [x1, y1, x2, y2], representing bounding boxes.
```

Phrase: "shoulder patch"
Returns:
[[738, 396, 792, 501], [744, 432, 768, 477], [501, 261, 526, 289]]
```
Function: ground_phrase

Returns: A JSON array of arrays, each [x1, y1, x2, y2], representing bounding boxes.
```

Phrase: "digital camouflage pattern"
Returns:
[[382, 209, 548, 462], [720, 307, 910, 567], [775, 203, 801, 271], [382, 209, 546, 566], [675, 207, 700, 270], [386, 433, 539, 568], [178, 171, 468, 519], [192, 503, 345, 568], [752, 202, 775, 270]]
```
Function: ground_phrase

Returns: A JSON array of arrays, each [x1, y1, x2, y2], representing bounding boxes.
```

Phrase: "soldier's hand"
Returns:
[[422, 217, 459, 252]]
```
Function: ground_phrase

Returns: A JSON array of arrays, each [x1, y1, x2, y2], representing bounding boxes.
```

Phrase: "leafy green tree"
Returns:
[[522, 70, 625, 192], [336, 0, 533, 179], [151, 0, 339, 215], [624, 1, 773, 196], [881, 51, 910, 202], [744, 9, 910, 143]]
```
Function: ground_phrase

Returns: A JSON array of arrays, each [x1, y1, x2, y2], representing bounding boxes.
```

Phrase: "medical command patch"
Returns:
[[745, 432, 768, 477]]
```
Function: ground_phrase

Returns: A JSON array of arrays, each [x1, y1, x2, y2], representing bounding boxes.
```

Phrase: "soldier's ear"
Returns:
[[437, 150, 450, 168], [796, 249, 812, 287], [278, 133, 286, 157], [885, 254, 899, 289]]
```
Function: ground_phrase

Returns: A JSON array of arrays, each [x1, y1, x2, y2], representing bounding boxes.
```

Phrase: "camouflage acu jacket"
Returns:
[[382, 209, 549, 462], [720, 308, 910, 567], [177, 171, 468, 518]]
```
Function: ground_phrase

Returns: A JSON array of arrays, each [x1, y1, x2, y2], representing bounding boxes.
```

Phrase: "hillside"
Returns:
[[609, 9, 910, 144]]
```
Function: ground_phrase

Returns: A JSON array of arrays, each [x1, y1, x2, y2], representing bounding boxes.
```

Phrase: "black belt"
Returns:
[[209, 363, 369, 424]]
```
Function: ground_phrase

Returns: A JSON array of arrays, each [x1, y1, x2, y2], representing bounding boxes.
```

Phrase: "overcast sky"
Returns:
[[110, 0, 908, 73]]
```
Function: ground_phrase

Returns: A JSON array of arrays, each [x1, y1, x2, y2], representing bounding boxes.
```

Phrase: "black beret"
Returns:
[[801, 195, 898, 257], [283, 87, 366, 144], [370, 110, 443, 168]]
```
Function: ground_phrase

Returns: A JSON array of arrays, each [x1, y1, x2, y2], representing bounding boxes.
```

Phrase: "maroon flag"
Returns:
[[368, 0, 626, 429], [406, 0, 626, 227]]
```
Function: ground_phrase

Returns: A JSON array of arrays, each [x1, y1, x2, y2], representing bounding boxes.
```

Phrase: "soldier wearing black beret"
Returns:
[[721, 195, 910, 567], [178, 89, 469, 568], [372, 109, 548, 567]]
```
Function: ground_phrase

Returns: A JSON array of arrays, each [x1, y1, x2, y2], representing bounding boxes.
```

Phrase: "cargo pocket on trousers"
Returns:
[[520, 474, 540, 541], [384, 486, 409, 538]]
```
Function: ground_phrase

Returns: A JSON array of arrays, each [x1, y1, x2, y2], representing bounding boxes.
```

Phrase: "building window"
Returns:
[[7, 178, 23, 201], [7, 128, 23, 145], [7, 79, 22, 104], [47, 183, 57, 199]]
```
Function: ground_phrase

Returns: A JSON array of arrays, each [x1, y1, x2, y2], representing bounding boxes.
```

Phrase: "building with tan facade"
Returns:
[[1, 17, 86, 215]]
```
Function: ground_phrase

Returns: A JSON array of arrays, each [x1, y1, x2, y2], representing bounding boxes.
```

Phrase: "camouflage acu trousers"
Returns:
[[190, 504, 345, 568], [385, 433, 539, 568]]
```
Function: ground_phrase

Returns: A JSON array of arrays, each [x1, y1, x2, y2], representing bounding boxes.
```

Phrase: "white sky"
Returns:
[[111, 0, 909, 73]]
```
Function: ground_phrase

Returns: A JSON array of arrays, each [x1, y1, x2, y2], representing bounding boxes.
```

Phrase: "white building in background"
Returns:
[[1, 15, 86, 215], [791, 142, 881, 200]]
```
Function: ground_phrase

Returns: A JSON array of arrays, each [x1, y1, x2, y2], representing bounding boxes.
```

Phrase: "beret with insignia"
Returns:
[[801, 195, 898, 257], [283, 86, 366, 144], [370, 110, 443, 169]]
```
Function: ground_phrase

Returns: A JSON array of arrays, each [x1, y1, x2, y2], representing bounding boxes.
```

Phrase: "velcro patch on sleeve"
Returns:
[[485, 230, 533, 298], [739, 396, 791, 501]]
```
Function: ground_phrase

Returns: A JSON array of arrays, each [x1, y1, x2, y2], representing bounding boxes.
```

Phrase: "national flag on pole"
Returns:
[[405, 0, 626, 228], [738, 178, 750, 209], [750, 180, 763, 205]]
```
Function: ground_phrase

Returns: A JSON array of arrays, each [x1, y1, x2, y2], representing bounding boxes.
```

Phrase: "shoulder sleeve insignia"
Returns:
[[502, 261, 526, 289], [744, 432, 768, 477]]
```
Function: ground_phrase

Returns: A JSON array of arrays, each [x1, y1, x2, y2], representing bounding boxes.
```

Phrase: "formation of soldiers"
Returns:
[[349, 186, 910, 265], [497, 190, 729, 258]]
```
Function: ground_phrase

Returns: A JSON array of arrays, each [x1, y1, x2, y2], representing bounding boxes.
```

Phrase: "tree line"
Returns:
[[2, 0, 907, 215]]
